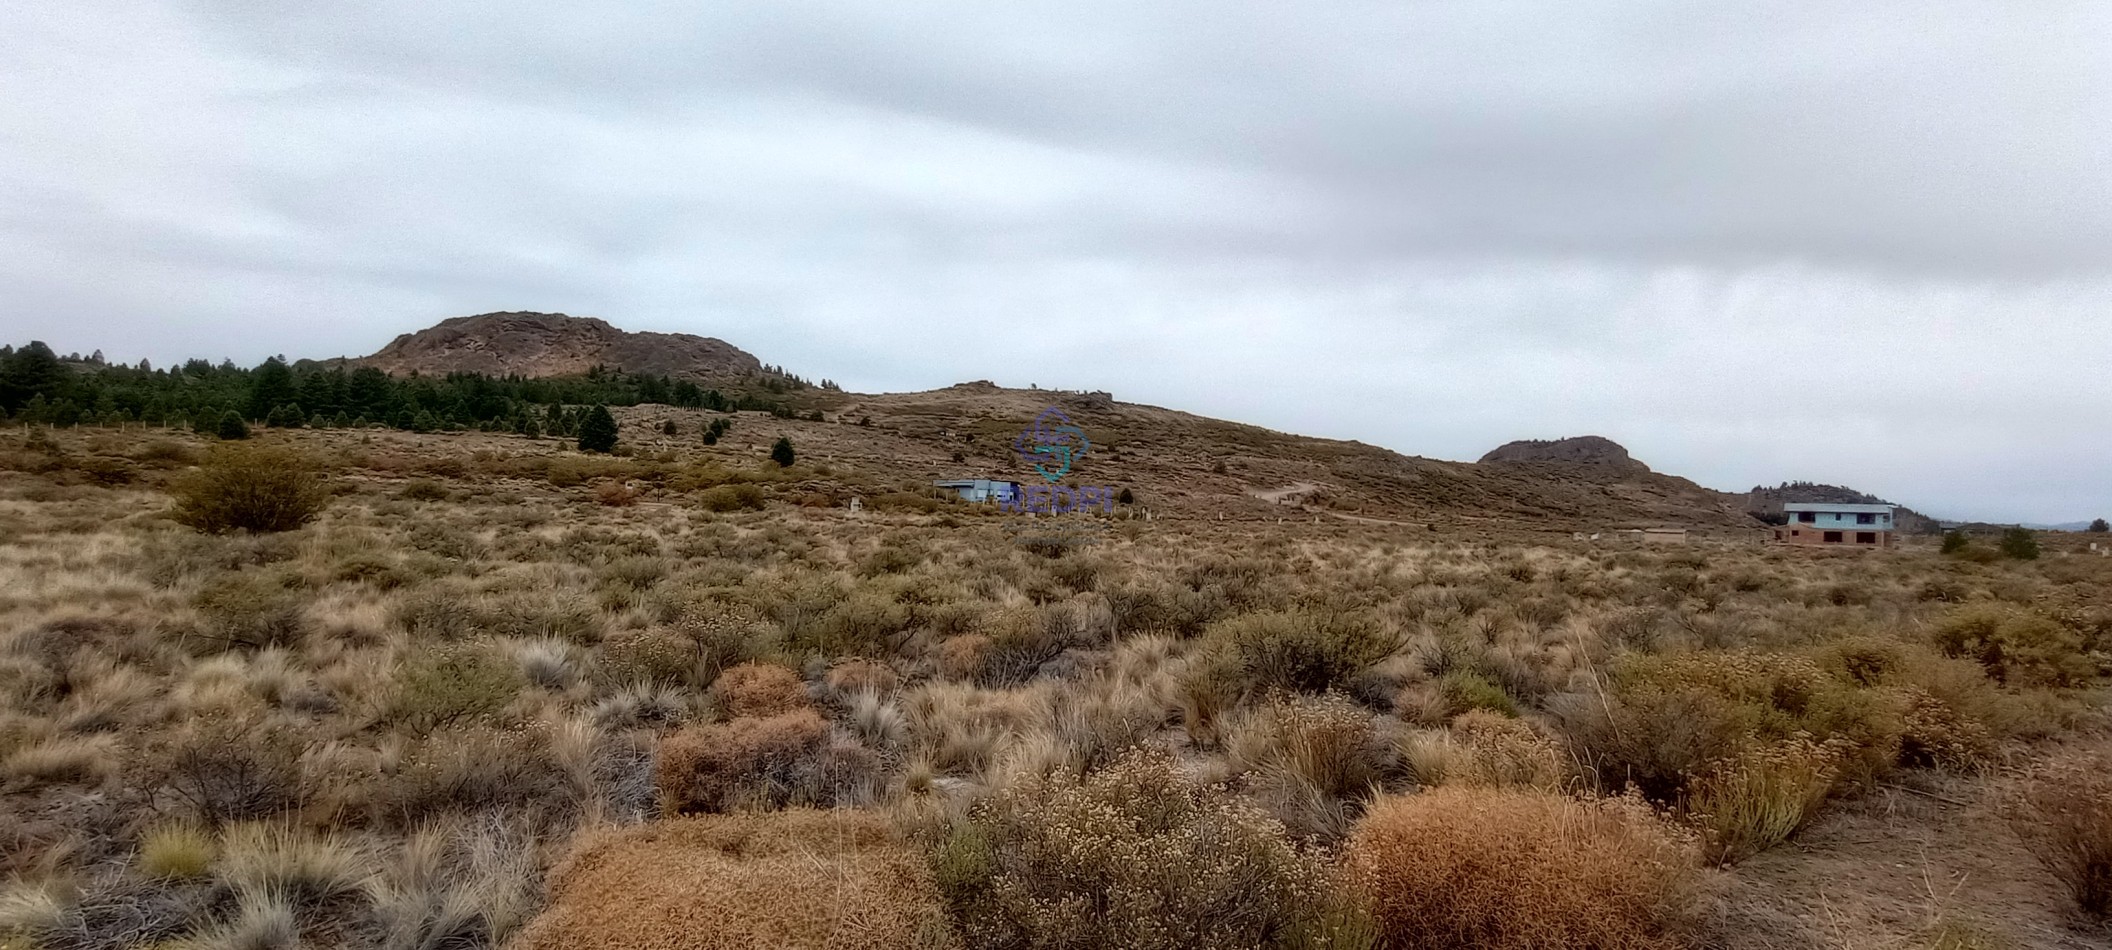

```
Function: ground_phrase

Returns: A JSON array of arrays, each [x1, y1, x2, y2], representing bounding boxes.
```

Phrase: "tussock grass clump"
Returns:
[[1399, 710, 1569, 791], [1226, 692, 1388, 840], [139, 822, 217, 879], [2005, 749, 2112, 917], [1343, 787, 1697, 950], [936, 749, 1357, 949], [514, 809, 957, 950], [1686, 736, 1847, 862], [170, 444, 331, 534]]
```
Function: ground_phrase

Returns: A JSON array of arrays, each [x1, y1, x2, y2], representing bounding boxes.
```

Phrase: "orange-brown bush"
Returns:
[[711, 662, 811, 717], [656, 710, 865, 814], [2005, 749, 2112, 917], [593, 479, 640, 507], [170, 443, 332, 533], [513, 809, 958, 949], [1343, 787, 1697, 950]]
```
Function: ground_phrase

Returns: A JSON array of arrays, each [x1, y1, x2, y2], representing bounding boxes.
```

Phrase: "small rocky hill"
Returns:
[[360, 312, 762, 379], [1479, 435, 1651, 474]]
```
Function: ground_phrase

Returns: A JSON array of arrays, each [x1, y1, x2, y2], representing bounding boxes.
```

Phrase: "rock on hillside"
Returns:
[[360, 312, 763, 379], [1479, 436, 1650, 474]]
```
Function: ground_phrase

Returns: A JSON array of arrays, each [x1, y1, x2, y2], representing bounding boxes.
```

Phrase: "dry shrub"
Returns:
[[1932, 605, 2097, 687], [373, 724, 578, 829], [656, 710, 867, 814], [170, 443, 331, 534], [937, 749, 1356, 949], [593, 479, 640, 507], [1400, 710, 1568, 791], [712, 662, 810, 718], [1226, 692, 1388, 840], [152, 710, 306, 825], [826, 658, 901, 696], [1344, 787, 1697, 950], [597, 626, 701, 688], [2005, 749, 2112, 917], [936, 635, 991, 681], [513, 809, 957, 950]]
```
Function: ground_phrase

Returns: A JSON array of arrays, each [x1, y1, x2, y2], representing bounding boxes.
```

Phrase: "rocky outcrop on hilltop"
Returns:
[[361, 312, 762, 379]]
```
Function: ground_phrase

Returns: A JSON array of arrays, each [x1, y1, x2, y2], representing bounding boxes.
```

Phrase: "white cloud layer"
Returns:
[[4, 1, 2108, 522]]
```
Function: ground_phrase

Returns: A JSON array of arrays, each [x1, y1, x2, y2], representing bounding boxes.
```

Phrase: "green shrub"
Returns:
[[1940, 532, 1969, 554], [215, 410, 250, 440], [770, 436, 795, 468], [1560, 650, 1902, 811], [1931, 605, 2095, 687], [1999, 528, 2040, 560], [1434, 670, 1519, 719], [191, 570, 310, 650], [170, 444, 330, 533], [1204, 609, 1393, 695], [393, 646, 522, 735], [698, 483, 767, 512]]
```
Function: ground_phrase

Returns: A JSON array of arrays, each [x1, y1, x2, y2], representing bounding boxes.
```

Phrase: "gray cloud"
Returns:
[[3, 1, 2108, 522]]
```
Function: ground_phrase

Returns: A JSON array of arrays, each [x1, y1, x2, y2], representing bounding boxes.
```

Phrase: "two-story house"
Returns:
[[1773, 502, 1896, 548]]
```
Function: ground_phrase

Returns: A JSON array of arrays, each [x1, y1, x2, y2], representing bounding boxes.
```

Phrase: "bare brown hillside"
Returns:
[[616, 382, 1766, 535]]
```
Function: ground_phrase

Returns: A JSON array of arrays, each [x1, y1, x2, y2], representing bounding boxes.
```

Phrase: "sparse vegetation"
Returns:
[[0, 418, 2103, 948]]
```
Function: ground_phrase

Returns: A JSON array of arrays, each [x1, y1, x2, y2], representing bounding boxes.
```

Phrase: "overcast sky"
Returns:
[[4, 2, 2108, 522]]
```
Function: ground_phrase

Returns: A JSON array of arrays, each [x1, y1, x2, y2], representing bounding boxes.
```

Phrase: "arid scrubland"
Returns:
[[1, 424, 2109, 949]]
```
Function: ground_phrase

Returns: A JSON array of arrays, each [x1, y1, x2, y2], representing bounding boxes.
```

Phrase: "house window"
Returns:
[[1823, 531, 1843, 543], [1797, 512, 1816, 523], [1856, 532, 1877, 544], [1773, 530, 1782, 540], [1791, 530, 1800, 537], [1856, 513, 1875, 525]]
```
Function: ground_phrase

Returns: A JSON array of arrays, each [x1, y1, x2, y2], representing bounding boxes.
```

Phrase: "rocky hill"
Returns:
[[1479, 435, 1650, 473], [360, 312, 762, 379]]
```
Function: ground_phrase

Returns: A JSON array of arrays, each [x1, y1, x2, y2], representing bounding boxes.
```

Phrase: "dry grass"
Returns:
[[2005, 749, 2112, 918], [1343, 787, 1699, 950]]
